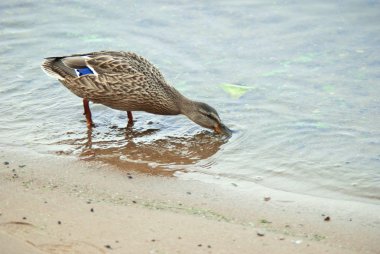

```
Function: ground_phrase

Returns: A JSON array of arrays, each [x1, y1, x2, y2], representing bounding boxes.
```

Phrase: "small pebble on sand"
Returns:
[[257, 231, 265, 237]]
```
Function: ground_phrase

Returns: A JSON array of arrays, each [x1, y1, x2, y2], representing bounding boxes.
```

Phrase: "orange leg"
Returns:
[[127, 111, 133, 126], [83, 98, 94, 128]]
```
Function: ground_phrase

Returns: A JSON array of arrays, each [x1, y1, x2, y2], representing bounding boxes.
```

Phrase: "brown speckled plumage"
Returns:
[[41, 51, 231, 135]]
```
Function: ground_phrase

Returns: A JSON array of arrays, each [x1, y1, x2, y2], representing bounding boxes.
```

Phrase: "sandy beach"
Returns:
[[0, 146, 379, 254]]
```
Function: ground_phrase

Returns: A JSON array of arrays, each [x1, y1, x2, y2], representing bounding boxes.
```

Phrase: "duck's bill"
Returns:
[[214, 123, 233, 137]]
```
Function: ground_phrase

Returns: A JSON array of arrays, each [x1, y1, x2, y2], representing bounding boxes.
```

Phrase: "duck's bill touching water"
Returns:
[[215, 123, 232, 136], [41, 51, 232, 136]]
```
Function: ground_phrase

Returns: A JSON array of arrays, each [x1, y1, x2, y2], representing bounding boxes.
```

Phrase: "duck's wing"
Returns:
[[41, 52, 150, 101], [42, 51, 167, 86], [69, 72, 148, 102], [85, 51, 168, 86]]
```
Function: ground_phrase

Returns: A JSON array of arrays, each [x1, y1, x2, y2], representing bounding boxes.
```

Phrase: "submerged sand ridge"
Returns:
[[0, 147, 379, 253]]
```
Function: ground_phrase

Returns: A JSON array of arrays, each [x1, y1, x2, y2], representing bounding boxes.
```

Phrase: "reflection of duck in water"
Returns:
[[60, 127, 227, 176], [41, 51, 231, 135]]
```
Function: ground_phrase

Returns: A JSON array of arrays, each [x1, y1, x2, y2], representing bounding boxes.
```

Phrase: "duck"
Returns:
[[41, 51, 231, 135]]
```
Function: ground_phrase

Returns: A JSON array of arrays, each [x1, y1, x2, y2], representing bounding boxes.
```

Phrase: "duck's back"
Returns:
[[42, 51, 182, 115]]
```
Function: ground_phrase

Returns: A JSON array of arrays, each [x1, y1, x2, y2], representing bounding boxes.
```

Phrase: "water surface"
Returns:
[[0, 0, 379, 202]]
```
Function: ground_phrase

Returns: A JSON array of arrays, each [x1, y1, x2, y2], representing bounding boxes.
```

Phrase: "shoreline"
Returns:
[[0, 146, 379, 253]]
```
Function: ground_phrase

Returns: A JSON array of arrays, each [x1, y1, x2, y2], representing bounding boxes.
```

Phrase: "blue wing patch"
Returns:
[[76, 67, 94, 76]]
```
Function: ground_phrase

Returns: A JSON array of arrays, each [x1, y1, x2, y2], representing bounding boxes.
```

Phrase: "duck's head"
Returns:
[[181, 101, 232, 136]]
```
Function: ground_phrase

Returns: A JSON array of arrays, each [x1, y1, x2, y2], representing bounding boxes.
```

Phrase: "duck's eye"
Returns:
[[206, 112, 220, 122], [199, 109, 209, 116], [199, 109, 220, 122]]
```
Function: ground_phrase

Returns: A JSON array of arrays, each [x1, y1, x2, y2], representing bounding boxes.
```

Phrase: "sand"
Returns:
[[0, 146, 379, 254]]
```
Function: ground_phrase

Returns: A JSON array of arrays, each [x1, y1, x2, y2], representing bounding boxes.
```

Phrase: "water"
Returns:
[[1, 0, 379, 202]]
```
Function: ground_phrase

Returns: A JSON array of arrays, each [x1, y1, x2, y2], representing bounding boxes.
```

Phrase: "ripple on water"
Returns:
[[51, 115, 229, 176]]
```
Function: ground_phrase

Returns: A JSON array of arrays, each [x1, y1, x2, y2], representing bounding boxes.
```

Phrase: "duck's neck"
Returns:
[[167, 86, 202, 119], [177, 93, 202, 120]]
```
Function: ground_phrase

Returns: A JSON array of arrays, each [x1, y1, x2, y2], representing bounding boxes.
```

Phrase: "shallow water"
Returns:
[[0, 0, 379, 202]]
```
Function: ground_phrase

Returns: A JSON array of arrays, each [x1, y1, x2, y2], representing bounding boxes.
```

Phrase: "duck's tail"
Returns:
[[41, 57, 77, 80]]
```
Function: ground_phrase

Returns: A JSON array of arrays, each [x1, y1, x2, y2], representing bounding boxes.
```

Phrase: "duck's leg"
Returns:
[[127, 111, 134, 126], [83, 98, 94, 128]]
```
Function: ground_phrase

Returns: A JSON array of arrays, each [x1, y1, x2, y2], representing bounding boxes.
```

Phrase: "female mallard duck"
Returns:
[[41, 51, 231, 135]]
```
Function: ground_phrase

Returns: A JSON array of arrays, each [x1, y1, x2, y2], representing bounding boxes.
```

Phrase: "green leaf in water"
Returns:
[[261, 69, 286, 77], [220, 83, 250, 99], [82, 34, 99, 41], [316, 122, 328, 129], [323, 84, 335, 94], [293, 54, 314, 63], [354, 72, 366, 80], [80, 34, 111, 42], [280, 53, 316, 66]]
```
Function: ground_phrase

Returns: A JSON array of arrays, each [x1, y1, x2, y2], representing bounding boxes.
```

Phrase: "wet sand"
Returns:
[[0, 147, 379, 254]]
